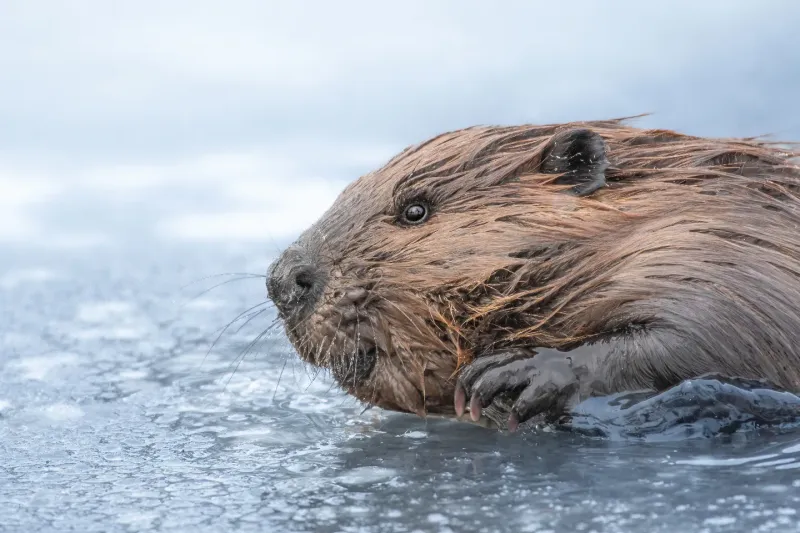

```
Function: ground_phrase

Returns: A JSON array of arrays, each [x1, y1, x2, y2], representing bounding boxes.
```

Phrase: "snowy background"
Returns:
[[2, 0, 799, 249]]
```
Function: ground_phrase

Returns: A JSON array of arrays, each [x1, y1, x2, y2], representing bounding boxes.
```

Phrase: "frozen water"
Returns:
[[1, 243, 800, 533]]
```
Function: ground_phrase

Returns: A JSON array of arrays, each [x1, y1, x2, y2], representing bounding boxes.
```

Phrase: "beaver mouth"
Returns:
[[282, 286, 470, 420], [330, 342, 378, 388], [289, 301, 382, 390]]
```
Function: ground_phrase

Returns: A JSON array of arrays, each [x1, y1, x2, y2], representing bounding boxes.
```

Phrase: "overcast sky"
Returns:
[[1, 1, 799, 249]]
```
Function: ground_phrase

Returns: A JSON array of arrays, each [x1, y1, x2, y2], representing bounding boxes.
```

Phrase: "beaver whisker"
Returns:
[[272, 354, 290, 401], [302, 348, 326, 393], [335, 378, 369, 411], [200, 301, 273, 369], [223, 325, 272, 391], [228, 328, 270, 374], [283, 302, 342, 365], [420, 360, 428, 415], [330, 342, 376, 390], [375, 306, 413, 378], [293, 324, 316, 359], [367, 314, 388, 359], [321, 314, 345, 368], [207, 313, 277, 387], [232, 308, 274, 336], [297, 346, 316, 383], [348, 311, 361, 391], [182, 274, 270, 315], [180, 271, 267, 295], [315, 322, 341, 370], [278, 316, 305, 348], [312, 335, 331, 369]]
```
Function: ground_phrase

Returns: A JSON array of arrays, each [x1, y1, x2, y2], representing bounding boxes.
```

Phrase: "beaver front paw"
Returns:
[[454, 348, 581, 432]]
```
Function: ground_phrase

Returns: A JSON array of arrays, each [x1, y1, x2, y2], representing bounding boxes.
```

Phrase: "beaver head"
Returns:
[[267, 117, 800, 419]]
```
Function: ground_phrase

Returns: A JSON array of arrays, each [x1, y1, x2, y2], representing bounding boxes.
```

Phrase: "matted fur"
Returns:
[[271, 116, 800, 419]]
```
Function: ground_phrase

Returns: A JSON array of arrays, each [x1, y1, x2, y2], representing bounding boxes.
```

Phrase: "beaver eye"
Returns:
[[402, 203, 429, 224]]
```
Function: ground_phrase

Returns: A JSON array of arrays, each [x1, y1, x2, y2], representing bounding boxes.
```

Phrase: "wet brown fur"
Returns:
[[275, 116, 800, 419]]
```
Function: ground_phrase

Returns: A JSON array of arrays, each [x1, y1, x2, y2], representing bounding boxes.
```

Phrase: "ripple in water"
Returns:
[[568, 375, 800, 442]]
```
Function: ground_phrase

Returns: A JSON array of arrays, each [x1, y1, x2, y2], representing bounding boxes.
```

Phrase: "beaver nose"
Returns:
[[266, 246, 323, 319]]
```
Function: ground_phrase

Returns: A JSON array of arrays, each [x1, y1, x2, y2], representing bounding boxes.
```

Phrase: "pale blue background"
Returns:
[[1, 0, 799, 249]]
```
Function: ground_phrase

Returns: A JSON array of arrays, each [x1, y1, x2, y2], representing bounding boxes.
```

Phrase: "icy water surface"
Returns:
[[2, 243, 800, 533]]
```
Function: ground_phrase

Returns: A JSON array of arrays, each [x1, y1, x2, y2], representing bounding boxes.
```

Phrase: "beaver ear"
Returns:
[[540, 128, 609, 196]]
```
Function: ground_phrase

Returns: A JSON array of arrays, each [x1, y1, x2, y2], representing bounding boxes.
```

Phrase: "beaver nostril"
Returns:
[[294, 268, 315, 292], [266, 245, 324, 318]]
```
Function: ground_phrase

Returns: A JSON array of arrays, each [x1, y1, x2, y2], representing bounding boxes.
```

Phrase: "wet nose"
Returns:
[[266, 246, 323, 318]]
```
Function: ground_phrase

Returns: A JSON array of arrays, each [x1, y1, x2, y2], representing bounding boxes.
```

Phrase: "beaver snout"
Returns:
[[266, 245, 324, 320]]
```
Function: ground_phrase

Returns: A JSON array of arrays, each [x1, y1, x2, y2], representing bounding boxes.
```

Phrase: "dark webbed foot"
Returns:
[[454, 348, 583, 432]]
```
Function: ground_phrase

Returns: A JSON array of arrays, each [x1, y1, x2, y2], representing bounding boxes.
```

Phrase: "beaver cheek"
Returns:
[[418, 370, 458, 415], [357, 359, 427, 417]]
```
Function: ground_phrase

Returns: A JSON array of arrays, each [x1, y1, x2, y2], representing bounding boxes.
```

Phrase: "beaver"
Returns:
[[266, 116, 800, 432]]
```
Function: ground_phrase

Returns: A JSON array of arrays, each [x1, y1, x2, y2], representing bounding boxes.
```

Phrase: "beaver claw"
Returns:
[[454, 348, 581, 432]]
